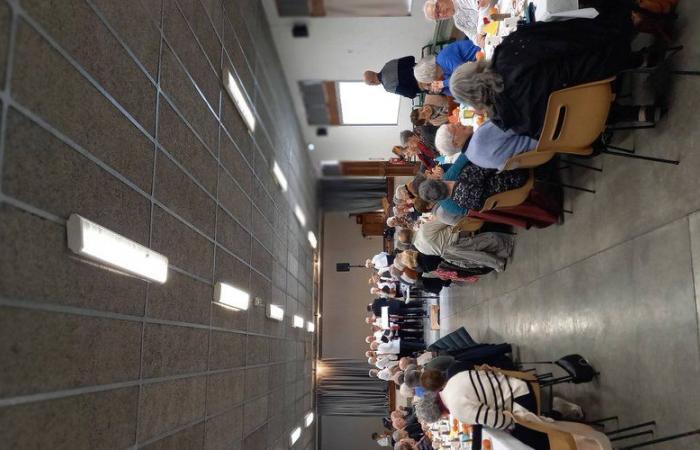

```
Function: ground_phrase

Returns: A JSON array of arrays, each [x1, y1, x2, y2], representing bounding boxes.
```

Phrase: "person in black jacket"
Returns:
[[364, 56, 421, 99], [368, 298, 425, 318], [449, 6, 638, 138]]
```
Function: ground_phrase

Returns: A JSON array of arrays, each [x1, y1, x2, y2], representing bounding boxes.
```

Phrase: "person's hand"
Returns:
[[430, 80, 444, 93], [476, 33, 486, 49], [427, 166, 444, 179]]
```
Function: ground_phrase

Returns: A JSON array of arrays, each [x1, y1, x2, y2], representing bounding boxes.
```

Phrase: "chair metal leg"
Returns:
[[562, 159, 603, 171], [607, 124, 656, 131], [537, 179, 596, 194], [602, 149, 679, 165], [519, 361, 555, 364], [618, 429, 700, 449], [587, 416, 619, 426], [605, 144, 635, 154], [540, 375, 574, 387], [607, 422, 656, 436], [563, 208, 573, 214], [609, 430, 655, 442], [671, 70, 700, 76]]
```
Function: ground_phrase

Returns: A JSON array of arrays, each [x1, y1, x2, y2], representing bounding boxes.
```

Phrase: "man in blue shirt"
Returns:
[[414, 39, 480, 96]]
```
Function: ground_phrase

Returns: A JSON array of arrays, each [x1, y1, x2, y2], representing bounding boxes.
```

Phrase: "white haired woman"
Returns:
[[414, 39, 481, 96], [449, 6, 638, 138], [423, 0, 492, 41]]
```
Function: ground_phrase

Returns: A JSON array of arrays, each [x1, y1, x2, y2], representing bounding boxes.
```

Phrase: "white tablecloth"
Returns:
[[530, 0, 598, 21], [483, 429, 534, 450]]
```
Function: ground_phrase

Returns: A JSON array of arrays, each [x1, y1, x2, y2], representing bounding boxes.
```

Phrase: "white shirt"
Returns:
[[439, 370, 530, 429], [453, 0, 480, 41], [372, 252, 391, 269], [376, 356, 399, 370], [413, 220, 460, 256], [377, 339, 401, 355], [374, 330, 386, 341], [376, 436, 391, 447], [378, 367, 394, 381]]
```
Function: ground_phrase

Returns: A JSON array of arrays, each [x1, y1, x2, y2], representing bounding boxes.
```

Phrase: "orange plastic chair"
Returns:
[[536, 77, 616, 157], [480, 169, 535, 212]]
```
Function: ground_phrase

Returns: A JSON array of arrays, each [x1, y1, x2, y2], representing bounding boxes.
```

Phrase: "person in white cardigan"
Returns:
[[415, 368, 549, 449]]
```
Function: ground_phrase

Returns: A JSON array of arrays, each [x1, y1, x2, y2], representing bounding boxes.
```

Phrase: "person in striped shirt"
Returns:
[[415, 368, 549, 449]]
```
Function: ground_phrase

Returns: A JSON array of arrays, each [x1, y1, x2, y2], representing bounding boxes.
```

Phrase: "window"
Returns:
[[338, 82, 400, 125]]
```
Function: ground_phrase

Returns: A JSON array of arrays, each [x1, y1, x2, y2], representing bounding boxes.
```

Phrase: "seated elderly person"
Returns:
[[395, 437, 434, 450], [400, 130, 440, 170], [448, 6, 638, 137], [413, 39, 480, 96], [419, 165, 529, 214], [437, 121, 537, 170], [416, 368, 548, 449], [423, 0, 492, 42], [365, 56, 421, 99], [413, 219, 513, 272], [411, 104, 449, 127]]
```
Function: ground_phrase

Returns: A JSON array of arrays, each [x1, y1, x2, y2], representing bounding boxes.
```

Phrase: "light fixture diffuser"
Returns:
[[294, 204, 307, 227], [214, 282, 250, 311], [67, 214, 168, 283], [307, 143, 315, 151], [293, 315, 304, 328], [223, 68, 256, 132], [305, 412, 314, 427], [267, 304, 285, 321], [307, 231, 317, 249], [290, 427, 302, 445], [271, 161, 288, 192], [306, 321, 315, 333]]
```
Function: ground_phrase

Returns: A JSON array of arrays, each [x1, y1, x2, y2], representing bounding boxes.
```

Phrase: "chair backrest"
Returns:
[[451, 217, 484, 233], [536, 77, 615, 155], [502, 150, 555, 170], [480, 170, 535, 211]]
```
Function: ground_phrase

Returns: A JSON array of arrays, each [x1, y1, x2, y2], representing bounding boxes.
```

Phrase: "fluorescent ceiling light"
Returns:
[[305, 412, 314, 427], [214, 282, 250, 311], [293, 315, 304, 328], [290, 427, 302, 445], [271, 161, 288, 192], [306, 321, 315, 333], [67, 214, 168, 283], [307, 231, 317, 249], [223, 68, 256, 132], [307, 143, 315, 151], [294, 205, 307, 227], [267, 304, 285, 321]]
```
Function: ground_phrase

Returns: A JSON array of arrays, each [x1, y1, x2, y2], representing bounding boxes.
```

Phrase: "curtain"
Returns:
[[317, 358, 389, 416], [320, 178, 387, 214]]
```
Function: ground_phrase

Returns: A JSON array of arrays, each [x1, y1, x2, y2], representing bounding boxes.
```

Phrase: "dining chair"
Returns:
[[510, 412, 613, 450], [451, 216, 484, 233], [480, 169, 535, 212]]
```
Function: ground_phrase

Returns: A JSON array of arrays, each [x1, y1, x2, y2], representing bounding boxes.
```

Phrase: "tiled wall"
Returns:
[[0, 0, 317, 449]]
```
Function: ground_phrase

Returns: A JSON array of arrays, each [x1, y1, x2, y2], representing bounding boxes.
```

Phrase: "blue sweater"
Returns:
[[437, 153, 470, 216], [436, 39, 481, 96]]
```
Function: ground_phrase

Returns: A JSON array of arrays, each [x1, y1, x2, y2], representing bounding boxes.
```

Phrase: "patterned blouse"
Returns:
[[451, 164, 529, 211], [453, 0, 480, 41]]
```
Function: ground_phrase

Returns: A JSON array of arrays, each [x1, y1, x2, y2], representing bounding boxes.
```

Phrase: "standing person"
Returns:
[[364, 56, 421, 99], [371, 338, 426, 357]]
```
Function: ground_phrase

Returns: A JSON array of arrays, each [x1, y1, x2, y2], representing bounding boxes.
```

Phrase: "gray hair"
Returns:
[[399, 130, 416, 146], [435, 124, 460, 156], [449, 60, 504, 113], [419, 179, 449, 203], [415, 391, 443, 424], [404, 369, 421, 388], [414, 56, 438, 83], [423, 0, 437, 20], [399, 383, 415, 398]]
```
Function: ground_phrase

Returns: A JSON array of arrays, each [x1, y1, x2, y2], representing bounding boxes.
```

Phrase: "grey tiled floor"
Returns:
[[440, 3, 700, 449]]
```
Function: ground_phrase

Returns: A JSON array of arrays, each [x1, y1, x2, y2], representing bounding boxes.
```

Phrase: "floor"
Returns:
[[439, 5, 700, 449], [0, 1, 317, 449]]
